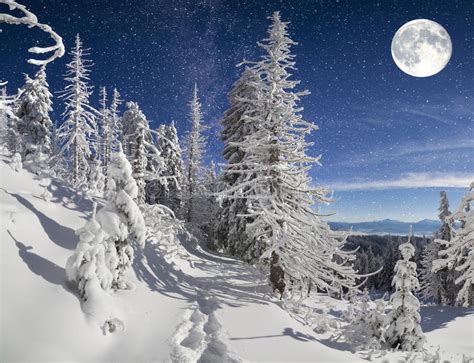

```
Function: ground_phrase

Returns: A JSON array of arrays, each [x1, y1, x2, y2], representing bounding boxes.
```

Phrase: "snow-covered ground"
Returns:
[[1, 155, 473, 362]]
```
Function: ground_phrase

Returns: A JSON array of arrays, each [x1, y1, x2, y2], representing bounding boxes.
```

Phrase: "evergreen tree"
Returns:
[[0, 84, 21, 154], [432, 191, 458, 305], [384, 232, 426, 351], [202, 160, 220, 243], [183, 84, 208, 223], [379, 238, 400, 292], [147, 121, 185, 212], [87, 155, 105, 196], [66, 203, 114, 300], [433, 183, 474, 307], [96, 145, 146, 289], [218, 12, 359, 297], [57, 34, 96, 186], [419, 238, 445, 304], [15, 66, 53, 157], [110, 88, 122, 151], [218, 68, 264, 255], [99, 86, 112, 185], [121, 101, 161, 204]]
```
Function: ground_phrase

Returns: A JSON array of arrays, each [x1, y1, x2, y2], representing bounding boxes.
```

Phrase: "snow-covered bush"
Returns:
[[10, 152, 22, 172], [384, 240, 426, 351], [342, 290, 387, 352], [39, 178, 52, 202], [141, 203, 185, 261]]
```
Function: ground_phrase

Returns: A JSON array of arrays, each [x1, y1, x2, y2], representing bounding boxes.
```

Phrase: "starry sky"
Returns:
[[1, 0, 473, 222]]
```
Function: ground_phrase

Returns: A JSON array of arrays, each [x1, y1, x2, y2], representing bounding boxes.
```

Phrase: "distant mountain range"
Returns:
[[328, 218, 440, 236]]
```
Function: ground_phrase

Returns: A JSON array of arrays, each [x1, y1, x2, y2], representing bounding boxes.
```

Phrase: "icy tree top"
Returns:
[[0, 0, 64, 66], [399, 236, 415, 261]]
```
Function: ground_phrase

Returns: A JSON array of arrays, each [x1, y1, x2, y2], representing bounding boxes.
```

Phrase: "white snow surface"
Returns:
[[1, 154, 473, 362]]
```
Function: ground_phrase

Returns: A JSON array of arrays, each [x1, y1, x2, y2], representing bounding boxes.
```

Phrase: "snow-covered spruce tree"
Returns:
[[96, 145, 146, 289], [420, 191, 457, 305], [147, 121, 185, 212], [98, 87, 111, 181], [217, 68, 264, 255], [121, 101, 162, 204], [202, 160, 220, 243], [378, 237, 401, 292], [433, 183, 474, 307], [219, 12, 360, 297], [15, 66, 53, 158], [66, 203, 114, 300], [0, 84, 21, 154], [57, 34, 96, 186], [87, 155, 105, 196], [384, 233, 426, 351], [183, 84, 208, 223], [419, 237, 445, 304], [438, 191, 451, 240], [110, 88, 122, 152]]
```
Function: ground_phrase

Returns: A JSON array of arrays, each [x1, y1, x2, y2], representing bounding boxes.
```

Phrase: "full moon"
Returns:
[[391, 19, 452, 77]]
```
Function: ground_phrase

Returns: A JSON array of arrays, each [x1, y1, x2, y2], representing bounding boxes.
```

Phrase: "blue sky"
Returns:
[[1, 0, 472, 222]]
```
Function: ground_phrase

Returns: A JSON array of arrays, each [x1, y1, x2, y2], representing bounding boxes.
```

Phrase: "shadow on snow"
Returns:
[[7, 191, 78, 250]]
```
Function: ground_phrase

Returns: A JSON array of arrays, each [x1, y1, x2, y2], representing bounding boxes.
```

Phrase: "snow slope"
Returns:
[[1, 155, 473, 362]]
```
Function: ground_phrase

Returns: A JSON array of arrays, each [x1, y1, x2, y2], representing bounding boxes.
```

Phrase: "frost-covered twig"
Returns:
[[0, 0, 64, 65]]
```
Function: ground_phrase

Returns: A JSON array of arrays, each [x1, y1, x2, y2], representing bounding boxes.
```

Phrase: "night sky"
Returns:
[[1, 0, 473, 222]]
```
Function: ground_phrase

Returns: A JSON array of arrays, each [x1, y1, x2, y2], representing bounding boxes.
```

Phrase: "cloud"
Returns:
[[329, 172, 474, 191]]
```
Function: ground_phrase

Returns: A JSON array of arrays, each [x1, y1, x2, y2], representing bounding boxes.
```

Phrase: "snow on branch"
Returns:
[[0, 0, 64, 66]]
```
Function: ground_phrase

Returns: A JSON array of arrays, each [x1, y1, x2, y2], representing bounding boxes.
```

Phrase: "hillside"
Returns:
[[1, 155, 473, 362]]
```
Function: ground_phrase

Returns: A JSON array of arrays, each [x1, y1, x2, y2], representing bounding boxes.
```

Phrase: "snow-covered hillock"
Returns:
[[1, 154, 473, 362]]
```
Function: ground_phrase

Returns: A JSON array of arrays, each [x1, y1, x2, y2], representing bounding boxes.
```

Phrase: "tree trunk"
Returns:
[[270, 252, 285, 298]]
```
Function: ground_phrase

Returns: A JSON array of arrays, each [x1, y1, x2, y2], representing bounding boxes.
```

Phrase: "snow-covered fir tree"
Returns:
[[433, 183, 474, 307], [66, 203, 114, 300], [384, 232, 426, 351], [121, 101, 162, 204], [132, 125, 147, 204], [15, 66, 53, 158], [98, 86, 111, 183], [438, 191, 451, 240], [202, 160, 220, 243], [420, 191, 458, 305], [183, 84, 208, 223], [147, 121, 185, 212], [0, 83, 21, 154], [217, 68, 264, 255], [419, 237, 446, 304], [218, 12, 360, 297], [57, 34, 96, 186], [96, 145, 146, 289], [110, 88, 122, 151], [87, 155, 105, 196], [378, 237, 401, 292]]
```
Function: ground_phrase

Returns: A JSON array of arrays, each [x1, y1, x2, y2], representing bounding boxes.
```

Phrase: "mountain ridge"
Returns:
[[328, 218, 440, 235]]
